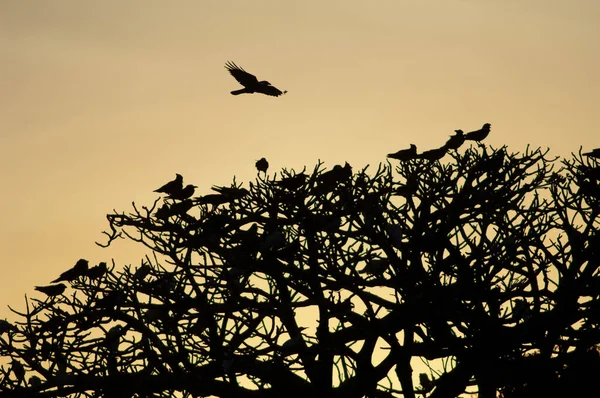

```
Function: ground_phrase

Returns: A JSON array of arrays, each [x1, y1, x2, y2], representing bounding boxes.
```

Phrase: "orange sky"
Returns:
[[1, 0, 599, 310]]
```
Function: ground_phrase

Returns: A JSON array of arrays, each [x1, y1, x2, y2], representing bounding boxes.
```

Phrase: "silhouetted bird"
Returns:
[[387, 144, 417, 161], [583, 148, 600, 159], [29, 375, 42, 387], [318, 162, 352, 185], [273, 173, 307, 190], [392, 176, 418, 197], [154, 174, 183, 195], [0, 319, 16, 334], [168, 184, 197, 200], [86, 262, 108, 280], [211, 186, 249, 200], [418, 146, 448, 161], [359, 257, 390, 276], [445, 130, 465, 150], [255, 157, 269, 174], [52, 259, 89, 283], [134, 264, 151, 281], [195, 193, 231, 207], [281, 327, 308, 353], [104, 325, 123, 351], [35, 283, 67, 297], [225, 61, 287, 97], [11, 360, 25, 381], [465, 123, 491, 142]]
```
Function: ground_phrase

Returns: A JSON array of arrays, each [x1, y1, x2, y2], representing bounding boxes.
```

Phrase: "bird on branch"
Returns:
[[465, 123, 491, 142], [154, 174, 183, 195], [445, 130, 466, 150], [388, 144, 418, 161], [255, 157, 269, 174], [583, 148, 600, 159], [51, 259, 89, 283]]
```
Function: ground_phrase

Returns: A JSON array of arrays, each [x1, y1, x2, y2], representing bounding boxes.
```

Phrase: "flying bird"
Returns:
[[465, 123, 491, 142], [154, 174, 183, 195], [445, 130, 466, 150], [583, 148, 600, 159], [35, 283, 67, 297], [52, 259, 89, 283], [255, 158, 269, 174], [388, 144, 417, 161], [168, 184, 197, 200], [225, 61, 287, 97]]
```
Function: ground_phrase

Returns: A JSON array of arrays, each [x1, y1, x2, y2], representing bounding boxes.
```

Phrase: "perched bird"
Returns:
[[359, 257, 390, 276], [280, 327, 308, 353], [134, 264, 151, 281], [392, 176, 418, 197], [255, 158, 269, 174], [35, 283, 67, 297], [154, 174, 183, 195], [445, 130, 465, 150], [51, 259, 89, 283], [29, 375, 42, 387], [194, 193, 231, 207], [86, 262, 108, 280], [273, 173, 307, 190], [211, 186, 249, 200], [387, 144, 417, 161], [104, 325, 123, 351], [318, 162, 352, 186], [11, 360, 25, 381], [418, 146, 448, 161], [583, 148, 600, 159], [0, 319, 16, 334], [225, 61, 287, 97], [465, 123, 491, 142], [168, 184, 197, 200]]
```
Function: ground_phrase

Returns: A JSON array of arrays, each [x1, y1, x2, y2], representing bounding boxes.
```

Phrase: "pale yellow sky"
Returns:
[[1, 0, 599, 309]]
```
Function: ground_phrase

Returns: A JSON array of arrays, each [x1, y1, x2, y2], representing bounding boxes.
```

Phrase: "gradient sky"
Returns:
[[1, 0, 599, 311]]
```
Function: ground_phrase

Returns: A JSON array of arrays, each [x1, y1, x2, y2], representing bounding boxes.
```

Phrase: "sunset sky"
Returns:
[[1, 0, 599, 311]]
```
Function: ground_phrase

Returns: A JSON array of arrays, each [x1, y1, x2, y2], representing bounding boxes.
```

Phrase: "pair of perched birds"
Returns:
[[35, 259, 107, 297], [388, 123, 491, 161], [154, 174, 197, 200]]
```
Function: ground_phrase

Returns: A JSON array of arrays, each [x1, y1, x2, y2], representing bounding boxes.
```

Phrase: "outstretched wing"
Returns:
[[225, 61, 258, 87], [257, 85, 286, 97]]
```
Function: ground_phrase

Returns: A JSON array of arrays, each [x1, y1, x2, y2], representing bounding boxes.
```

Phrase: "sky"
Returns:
[[1, 0, 599, 312]]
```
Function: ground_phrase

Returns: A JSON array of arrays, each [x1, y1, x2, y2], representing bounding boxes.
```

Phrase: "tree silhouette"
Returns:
[[1, 144, 599, 397]]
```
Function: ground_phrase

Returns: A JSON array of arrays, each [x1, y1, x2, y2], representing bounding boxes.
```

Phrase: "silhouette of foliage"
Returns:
[[1, 144, 599, 397]]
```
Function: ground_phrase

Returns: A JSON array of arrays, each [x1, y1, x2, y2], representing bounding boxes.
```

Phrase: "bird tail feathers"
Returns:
[[230, 89, 247, 95]]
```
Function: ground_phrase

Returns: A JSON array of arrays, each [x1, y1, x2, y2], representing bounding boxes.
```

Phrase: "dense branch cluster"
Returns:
[[1, 145, 599, 397]]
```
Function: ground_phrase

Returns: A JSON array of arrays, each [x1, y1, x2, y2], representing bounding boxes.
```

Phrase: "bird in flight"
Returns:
[[388, 144, 417, 161], [225, 61, 287, 97], [583, 148, 600, 159], [465, 123, 492, 142]]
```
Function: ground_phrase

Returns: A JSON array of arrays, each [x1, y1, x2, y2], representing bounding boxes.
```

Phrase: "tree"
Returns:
[[1, 144, 599, 397]]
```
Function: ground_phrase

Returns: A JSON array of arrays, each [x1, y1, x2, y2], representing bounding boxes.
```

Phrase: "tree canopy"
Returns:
[[1, 144, 600, 397]]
